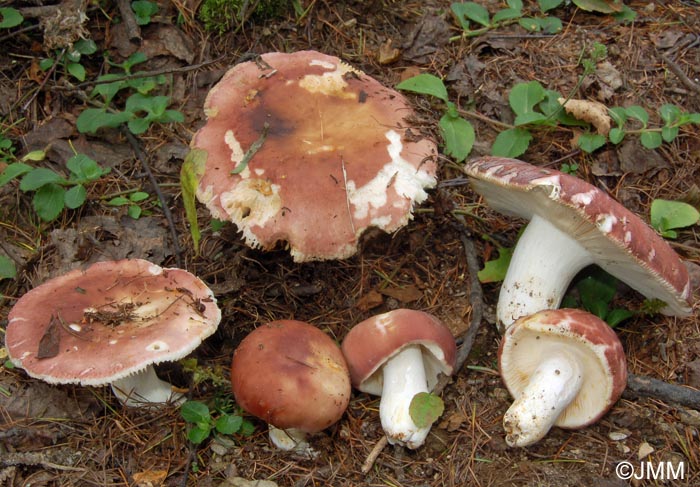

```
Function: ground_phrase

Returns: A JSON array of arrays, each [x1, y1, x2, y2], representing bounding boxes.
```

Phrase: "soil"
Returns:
[[1, 1, 699, 486]]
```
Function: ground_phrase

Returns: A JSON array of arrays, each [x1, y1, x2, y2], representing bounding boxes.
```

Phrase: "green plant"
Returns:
[[0, 134, 17, 163], [105, 190, 151, 219], [561, 269, 634, 328], [77, 52, 184, 134], [450, 0, 563, 40], [477, 245, 513, 283], [40, 39, 98, 82], [0, 255, 16, 281], [650, 199, 700, 239], [396, 73, 474, 162], [198, 0, 290, 34], [0, 153, 110, 221], [560, 162, 579, 175], [608, 104, 700, 149], [180, 399, 254, 445], [131, 0, 158, 25], [0, 7, 23, 28], [409, 392, 445, 429]]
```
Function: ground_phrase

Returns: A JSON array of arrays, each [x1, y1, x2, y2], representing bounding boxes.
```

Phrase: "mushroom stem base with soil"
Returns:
[[380, 344, 431, 449], [498, 214, 592, 330], [110, 366, 184, 407], [503, 351, 583, 447], [268, 425, 315, 455]]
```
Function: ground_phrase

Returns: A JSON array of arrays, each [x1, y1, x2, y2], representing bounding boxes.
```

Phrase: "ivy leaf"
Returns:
[[396, 74, 449, 103], [409, 392, 445, 429], [439, 114, 474, 162]]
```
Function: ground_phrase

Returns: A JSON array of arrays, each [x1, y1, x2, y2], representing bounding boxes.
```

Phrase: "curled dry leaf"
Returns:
[[558, 97, 612, 135]]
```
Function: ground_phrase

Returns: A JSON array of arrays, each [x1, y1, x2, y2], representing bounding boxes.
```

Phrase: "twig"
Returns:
[[120, 127, 183, 268], [20, 48, 66, 112], [660, 52, 700, 95], [361, 435, 388, 474], [115, 0, 142, 43], [624, 373, 700, 409]]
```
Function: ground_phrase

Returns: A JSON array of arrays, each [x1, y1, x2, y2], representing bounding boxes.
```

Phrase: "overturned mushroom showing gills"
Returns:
[[499, 308, 627, 447], [464, 156, 692, 329], [231, 320, 351, 453], [5, 259, 221, 407], [190, 50, 437, 262], [341, 309, 456, 449]]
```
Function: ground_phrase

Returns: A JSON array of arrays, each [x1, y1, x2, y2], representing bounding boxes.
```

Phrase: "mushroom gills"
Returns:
[[379, 344, 432, 449], [503, 351, 583, 447], [110, 366, 185, 407]]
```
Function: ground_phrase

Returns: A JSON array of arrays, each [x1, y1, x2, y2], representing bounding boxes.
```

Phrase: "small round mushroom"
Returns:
[[341, 309, 456, 449], [190, 50, 437, 262], [5, 259, 221, 407], [499, 308, 627, 447], [464, 156, 692, 329], [230, 320, 351, 453]]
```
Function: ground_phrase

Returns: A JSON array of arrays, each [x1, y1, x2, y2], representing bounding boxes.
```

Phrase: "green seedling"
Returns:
[[106, 191, 151, 219], [77, 52, 184, 135], [450, 0, 562, 41], [562, 269, 633, 328], [39, 39, 98, 82], [0, 7, 23, 28], [560, 162, 579, 175], [608, 104, 700, 149], [180, 149, 206, 254], [396, 73, 475, 162], [650, 199, 700, 239], [131, 0, 158, 25], [409, 392, 445, 429], [0, 153, 110, 221], [180, 399, 254, 445]]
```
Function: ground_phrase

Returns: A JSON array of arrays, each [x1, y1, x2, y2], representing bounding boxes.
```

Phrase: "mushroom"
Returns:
[[230, 320, 351, 453], [463, 156, 692, 329], [5, 259, 221, 407], [190, 50, 437, 262], [341, 309, 456, 449], [499, 308, 627, 447]]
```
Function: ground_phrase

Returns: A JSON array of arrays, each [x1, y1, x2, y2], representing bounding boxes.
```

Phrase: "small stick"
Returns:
[[360, 435, 388, 474], [624, 373, 700, 409], [660, 52, 700, 95], [115, 0, 141, 43]]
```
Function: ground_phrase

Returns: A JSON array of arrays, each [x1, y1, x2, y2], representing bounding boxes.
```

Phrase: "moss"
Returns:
[[198, 0, 291, 34]]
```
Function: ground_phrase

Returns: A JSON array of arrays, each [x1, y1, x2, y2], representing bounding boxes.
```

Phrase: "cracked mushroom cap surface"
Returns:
[[499, 308, 627, 430], [190, 50, 438, 262], [464, 156, 692, 316], [341, 309, 457, 396], [231, 320, 351, 433], [5, 259, 221, 386]]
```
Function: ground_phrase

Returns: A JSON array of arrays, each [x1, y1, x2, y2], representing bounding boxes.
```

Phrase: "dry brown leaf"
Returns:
[[355, 289, 384, 311], [558, 97, 612, 135], [132, 470, 168, 487], [379, 284, 423, 303]]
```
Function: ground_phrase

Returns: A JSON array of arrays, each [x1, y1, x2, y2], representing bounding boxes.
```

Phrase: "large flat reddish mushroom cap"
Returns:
[[191, 50, 438, 262], [341, 309, 457, 396], [499, 308, 627, 429], [5, 259, 221, 386], [231, 320, 351, 433], [464, 156, 692, 316]]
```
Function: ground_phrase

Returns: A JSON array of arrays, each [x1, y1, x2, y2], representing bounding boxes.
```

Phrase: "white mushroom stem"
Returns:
[[110, 366, 184, 407], [379, 344, 431, 449], [503, 351, 583, 447], [268, 426, 314, 455], [498, 214, 593, 330]]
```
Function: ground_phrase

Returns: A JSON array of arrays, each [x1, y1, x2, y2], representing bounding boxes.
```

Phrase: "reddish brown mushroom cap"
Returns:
[[231, 320, 351, 433], [464, 156, 692, 317], [499, 308, 627, 431], [191, 50, 438, 262], [5, 259, 221, 386], [341, 309, 457, 395]]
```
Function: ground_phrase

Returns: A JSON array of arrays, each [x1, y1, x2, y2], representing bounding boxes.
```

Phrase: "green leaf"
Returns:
[[33, 183, 65, 221], [439, 114, 474, 162], [409, 392, 445, 429], [92, 74, 127, 103], [650, 199, 700, 236], [514, 112, 550, 126], [477, 246, 513, 283], [239, 420, 256, 437], [127, 118, 151, 135], [187, 426, 211, 445], [215, 414, 243, 435], [640, 131, 662, 149], [132, 0, 159, 25], [129, 191, 150, 202], [181, 400, 212, 424], [606, 308, 634, 328], [20, 168, 66, 191], [396, 74, 449, 103], [608, 107, 627, 127], [67, 154, 105, 181], [577, 133, 607, 153], [509, 81, 545, 116], [0, 7, 23, 28], [493, 8, 522, 24], [0, 254, 16, 280], [659, 104, 681, 125], [127, 204, 142, 219], [661, 126, 679, 143], [491, 128, 532, 158], [77, 108, 132, 133], [608, 127, 625, 144], [572, 0, 624, 13], [158, 109, 185, 124], [107, 196, 130, 206], [507, 0, 524, 10], [74, 39, 97, 55], [518, 17, 542, 32], [22, 149, 46, 162], [537, 16, 563, 33], [451, 2, 491, 28], [0, 162, 33, 187], [39, 58, 54, 71], [625, 105, 649, 126], [64, 184, 86, 209], [181, 149, 207, 253], [67, 63, 86, 82], [538, 0, 564, 12], [577, 272, 617, 318]]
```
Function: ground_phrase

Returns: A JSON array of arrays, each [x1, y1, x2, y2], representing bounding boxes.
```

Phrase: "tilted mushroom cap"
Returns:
[[231, 320, 351, 434], [499, 308, 627, 443], [191, 50, 437, 262], [341, 309, 457, 395], [5, 259, 221, 386], [464, 156, 692, 322]]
